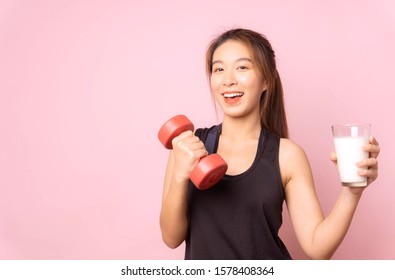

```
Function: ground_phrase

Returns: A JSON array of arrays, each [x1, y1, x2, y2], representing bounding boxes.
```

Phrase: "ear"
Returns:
[[261, 81, 267, 93]]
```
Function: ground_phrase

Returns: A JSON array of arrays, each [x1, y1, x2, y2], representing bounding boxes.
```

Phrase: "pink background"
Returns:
[[0, 0, 394, 259]]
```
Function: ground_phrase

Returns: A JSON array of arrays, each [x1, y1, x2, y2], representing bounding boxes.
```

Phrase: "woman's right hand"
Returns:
[[171, 130, 208, 182]]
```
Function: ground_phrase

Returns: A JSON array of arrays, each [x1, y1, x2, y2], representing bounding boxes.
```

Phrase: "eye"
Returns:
[[237, 65, 248, 70], [213, 67, 224, 73]]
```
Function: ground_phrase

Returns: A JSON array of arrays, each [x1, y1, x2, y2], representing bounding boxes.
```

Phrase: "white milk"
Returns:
[[333, 136, 369, 186]]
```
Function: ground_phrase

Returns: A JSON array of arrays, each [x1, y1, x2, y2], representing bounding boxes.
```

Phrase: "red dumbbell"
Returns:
[[158, 115, 228, 190]]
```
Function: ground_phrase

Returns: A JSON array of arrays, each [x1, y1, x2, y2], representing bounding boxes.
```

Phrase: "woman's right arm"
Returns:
[[159, 130, 208, 249]]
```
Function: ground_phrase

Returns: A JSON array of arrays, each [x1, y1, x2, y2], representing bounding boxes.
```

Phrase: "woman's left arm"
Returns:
[[281, 137, 380, 260]]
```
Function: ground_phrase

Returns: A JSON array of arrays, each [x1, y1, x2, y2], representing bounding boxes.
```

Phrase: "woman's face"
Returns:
[[210, 39, 266, 119]]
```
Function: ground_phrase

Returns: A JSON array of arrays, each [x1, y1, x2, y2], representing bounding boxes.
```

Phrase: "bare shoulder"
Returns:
[[279, 138, 307, 160], [279, 138, 311, 186]]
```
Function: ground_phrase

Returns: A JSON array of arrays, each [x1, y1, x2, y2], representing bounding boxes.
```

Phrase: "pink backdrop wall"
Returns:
[[0, 0, 394, 259]]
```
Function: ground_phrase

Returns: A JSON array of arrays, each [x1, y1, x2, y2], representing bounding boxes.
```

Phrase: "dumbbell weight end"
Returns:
[[158, 115, 194, 149], [190, 154, 228, 190]]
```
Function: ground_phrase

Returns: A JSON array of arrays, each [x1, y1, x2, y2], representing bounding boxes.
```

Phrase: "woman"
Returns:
[[159, 28, 380, 259]]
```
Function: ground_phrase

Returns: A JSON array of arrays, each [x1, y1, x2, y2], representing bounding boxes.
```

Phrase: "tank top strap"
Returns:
[[195, 124, 221, 155]]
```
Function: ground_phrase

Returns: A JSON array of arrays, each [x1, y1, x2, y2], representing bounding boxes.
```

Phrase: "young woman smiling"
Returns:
[[159, 28, 380, 260]]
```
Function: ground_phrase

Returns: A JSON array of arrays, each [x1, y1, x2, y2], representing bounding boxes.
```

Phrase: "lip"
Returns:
[[221, 91, 244, 105]]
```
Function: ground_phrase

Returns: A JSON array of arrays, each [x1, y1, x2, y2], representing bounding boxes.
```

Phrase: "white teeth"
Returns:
[[223, 92, 244, 98]]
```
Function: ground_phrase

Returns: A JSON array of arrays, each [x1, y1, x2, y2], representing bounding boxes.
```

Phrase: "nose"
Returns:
[[223, 70, 237, 87]]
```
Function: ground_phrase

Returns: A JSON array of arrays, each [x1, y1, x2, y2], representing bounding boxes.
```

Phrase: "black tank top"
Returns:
[[185, 124, 292, 260]]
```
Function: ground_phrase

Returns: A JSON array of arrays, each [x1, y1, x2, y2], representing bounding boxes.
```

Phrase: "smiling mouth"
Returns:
[[222, 92, 244, 104], [222, 92, 244, 98]]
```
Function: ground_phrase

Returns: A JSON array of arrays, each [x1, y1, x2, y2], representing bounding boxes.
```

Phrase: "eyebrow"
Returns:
[[212, 57, 253, 65]]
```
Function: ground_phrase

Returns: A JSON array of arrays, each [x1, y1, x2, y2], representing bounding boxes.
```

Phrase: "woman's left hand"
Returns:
[[330, 136, 380, 187]]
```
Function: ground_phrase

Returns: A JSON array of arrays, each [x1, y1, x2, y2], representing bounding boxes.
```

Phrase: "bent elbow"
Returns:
[[162, 235, 184, 249], [307, 254, 332, 260], [305, 249, 334, 260]]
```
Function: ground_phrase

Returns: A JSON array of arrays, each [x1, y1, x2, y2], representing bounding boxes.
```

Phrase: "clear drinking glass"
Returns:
[[332, 124, 371, 187]]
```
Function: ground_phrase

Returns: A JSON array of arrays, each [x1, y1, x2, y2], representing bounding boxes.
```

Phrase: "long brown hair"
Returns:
[[205, 28, 289, 138]]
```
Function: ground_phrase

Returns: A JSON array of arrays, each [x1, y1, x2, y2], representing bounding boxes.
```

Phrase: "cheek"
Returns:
[[210, 77, 221, 91], [238, 74, 258, 90], [239, 73, 265, 92], [238, 74, 250, 85]]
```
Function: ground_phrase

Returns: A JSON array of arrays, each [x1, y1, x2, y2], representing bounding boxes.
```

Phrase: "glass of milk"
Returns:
[[332, 124, 371, 187]]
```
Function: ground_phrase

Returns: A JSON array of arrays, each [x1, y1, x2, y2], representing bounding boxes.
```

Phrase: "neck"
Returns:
[[221, 114, 261, 140]]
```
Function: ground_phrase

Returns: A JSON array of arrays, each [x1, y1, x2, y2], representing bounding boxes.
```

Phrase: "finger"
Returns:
[[194, 148, 209, 159], [330, 152, 337, 163], [356, 158, 378, 169], [185, 147, 208, 162], [173, 135, 207, 156], [363, 136, 380, 158], [173, 130, 194, 141], [369, 135, 379, 146], [358, 168, 378, 180], [363, 143, 380, 154], [186, 140, 208, 151], [172, 131, 200, 148], [175, 139, 203, 153]]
